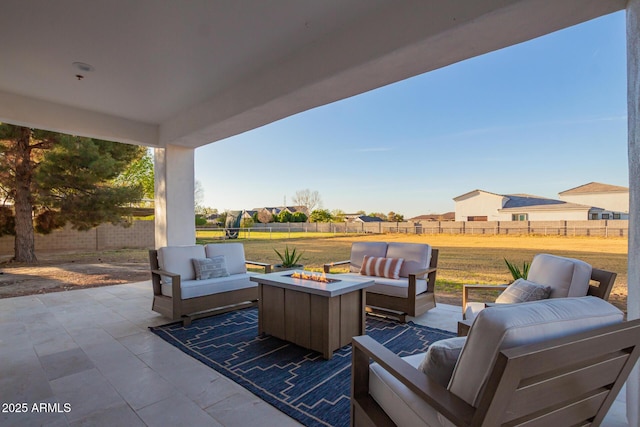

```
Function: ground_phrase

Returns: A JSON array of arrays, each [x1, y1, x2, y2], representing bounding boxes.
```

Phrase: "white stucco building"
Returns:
[[453, 189, 603, 222], [559, 182, 630, 219]]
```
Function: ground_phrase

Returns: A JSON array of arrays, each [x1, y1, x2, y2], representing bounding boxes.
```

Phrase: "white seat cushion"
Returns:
[[158, 245, 206, 280], [205, 243, 247, 275], [386, 242, 432, 279], [338, 273, 427, 297], [370, 353, 456, 427], [463, 302, 486, 322], [527, 253, 592, 298], [161, 272, 258, 299], [349, 242, 388, 273], [449, 297, 623, 407]]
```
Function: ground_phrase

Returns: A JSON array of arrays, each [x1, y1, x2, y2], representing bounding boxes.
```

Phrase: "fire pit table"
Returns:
[[250, 271, 374, 359]]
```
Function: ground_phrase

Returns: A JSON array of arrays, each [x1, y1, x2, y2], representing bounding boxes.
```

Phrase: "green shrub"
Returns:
[[292, 211, 308, 222], [274, 245, 304, 267], [504, 258, 529, 280]]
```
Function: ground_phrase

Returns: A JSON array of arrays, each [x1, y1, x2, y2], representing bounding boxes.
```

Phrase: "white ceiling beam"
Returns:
[[0, 90, 158, 146]]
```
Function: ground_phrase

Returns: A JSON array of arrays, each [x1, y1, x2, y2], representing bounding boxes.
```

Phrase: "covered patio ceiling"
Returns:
[[0, 0, 626, 149], [2, 1, 639, 425]]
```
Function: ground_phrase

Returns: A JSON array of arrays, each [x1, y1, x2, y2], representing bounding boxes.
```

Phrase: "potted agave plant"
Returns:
[[273, 245, 304, 272], [504, 258, 530, 280]]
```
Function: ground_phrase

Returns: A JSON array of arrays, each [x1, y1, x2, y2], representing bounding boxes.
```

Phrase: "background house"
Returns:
[[453, 190, 603, 222], [410, 212, 455, 222], [558, 182, 629, 220]]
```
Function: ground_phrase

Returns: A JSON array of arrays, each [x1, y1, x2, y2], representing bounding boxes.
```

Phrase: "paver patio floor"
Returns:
[[0, 281, 629, 426]]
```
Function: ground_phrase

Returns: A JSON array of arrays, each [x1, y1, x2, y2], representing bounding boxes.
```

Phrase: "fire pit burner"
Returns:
[[285, 271, 341, 284]]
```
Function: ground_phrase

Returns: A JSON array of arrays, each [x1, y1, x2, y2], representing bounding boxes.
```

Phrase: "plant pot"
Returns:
[[273, 264, 305, 272]]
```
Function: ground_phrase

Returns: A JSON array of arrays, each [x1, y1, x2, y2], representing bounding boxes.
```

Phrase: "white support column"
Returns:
[[627, 1, 640, 425], [154, 145, 196, 248]]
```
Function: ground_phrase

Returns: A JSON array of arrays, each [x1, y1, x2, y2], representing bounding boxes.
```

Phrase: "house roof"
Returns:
[[252, 206, 306, 215], [453, 189, 504, 201], [502, 194, 567, 209], [559, 182, 629, 195], [499, 202, 600, 212], [411, 212, 455, 221], [502, 194, 601, 211], [356, 215, 383, 222], [455, 190, 601, 211]]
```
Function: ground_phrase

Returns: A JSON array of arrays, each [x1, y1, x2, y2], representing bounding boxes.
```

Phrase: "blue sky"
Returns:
[[195, 11, 628, 219]]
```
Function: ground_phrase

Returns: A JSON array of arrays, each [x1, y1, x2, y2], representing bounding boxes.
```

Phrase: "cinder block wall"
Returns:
[[0, 220, 155, 255]]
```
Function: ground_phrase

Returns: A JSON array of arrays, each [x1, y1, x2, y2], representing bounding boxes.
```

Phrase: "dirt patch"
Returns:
[[0, 239, 628, 316], [0, 250, 150, 298]]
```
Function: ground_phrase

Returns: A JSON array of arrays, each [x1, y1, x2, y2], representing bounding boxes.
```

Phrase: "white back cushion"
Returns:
[[158, 245, 206, 281], [349, 242, 388, 273], [386, 242, 431, 278], [449, 297, 623, 407], [205, 243, 247, 275], [528, 253, 592, 298]]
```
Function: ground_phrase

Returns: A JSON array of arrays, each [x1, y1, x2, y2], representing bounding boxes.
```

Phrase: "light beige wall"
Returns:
[[560, 192, 629, 213], [0, 221, 154, 256], [627, 1, 640, 423], [154, 145, 195, 248], [455, 193, 506, 221], [498, 209, 589, 221]]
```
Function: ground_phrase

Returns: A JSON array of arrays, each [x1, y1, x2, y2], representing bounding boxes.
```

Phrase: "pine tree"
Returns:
[[0, 123, 146, 262]]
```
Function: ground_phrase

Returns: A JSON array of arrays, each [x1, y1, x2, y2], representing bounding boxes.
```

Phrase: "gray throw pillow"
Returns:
[[192, 256, 229, 280], [495, 278, 552, 304], [418, 336, 466, 387]]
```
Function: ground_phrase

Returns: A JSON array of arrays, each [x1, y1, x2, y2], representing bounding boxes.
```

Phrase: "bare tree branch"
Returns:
[[291, 189, 322, 214]]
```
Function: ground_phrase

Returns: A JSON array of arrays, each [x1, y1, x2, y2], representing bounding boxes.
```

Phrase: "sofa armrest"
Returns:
[[462, 284, 509, 316], [410, 267, 437, 277], [352, 335, 474, 427], [150, 268, 182, 300], [407, 267, 438, 297], [246, 260, 272, 273], [323, 260, 351, 273]]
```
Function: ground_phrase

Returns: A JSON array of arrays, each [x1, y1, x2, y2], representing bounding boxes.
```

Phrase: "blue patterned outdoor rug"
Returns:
[[150, 308, 455, 427]]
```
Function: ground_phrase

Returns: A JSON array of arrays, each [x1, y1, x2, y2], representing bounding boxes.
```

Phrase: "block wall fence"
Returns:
[[0, 220, 155, 256], [0, 219, 628, 256], [247, 219, 629, 237]]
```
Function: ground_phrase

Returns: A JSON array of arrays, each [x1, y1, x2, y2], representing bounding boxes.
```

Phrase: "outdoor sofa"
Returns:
[[149, 242, 271, 325], [324, 242, 438, 322]]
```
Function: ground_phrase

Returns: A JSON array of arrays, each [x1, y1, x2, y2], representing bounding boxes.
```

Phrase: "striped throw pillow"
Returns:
[[360, 256, 404, 279]]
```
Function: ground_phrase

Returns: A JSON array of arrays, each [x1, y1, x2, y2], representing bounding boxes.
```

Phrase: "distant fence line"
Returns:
[[213, 219, 629, 238], [0, 219, 627, 257]]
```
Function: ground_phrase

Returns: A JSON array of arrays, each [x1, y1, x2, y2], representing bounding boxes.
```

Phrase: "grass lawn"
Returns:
[[199, 232, 629, 312]]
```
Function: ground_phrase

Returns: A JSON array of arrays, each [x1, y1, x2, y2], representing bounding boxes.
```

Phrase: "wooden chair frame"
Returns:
[[149, 249, 271, 325], [324, 249, 439, 322], [351, 318, 640, 427], [462, 267, 617, 319]]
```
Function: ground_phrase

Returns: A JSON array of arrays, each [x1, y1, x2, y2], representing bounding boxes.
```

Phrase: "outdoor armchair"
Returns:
[[462, 253, 617, 320], [351, 297, 640, 427]]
